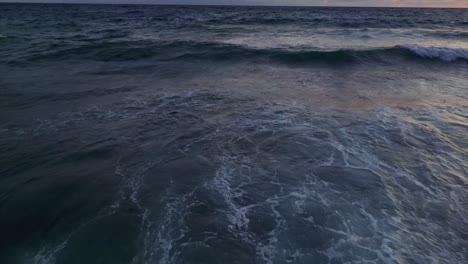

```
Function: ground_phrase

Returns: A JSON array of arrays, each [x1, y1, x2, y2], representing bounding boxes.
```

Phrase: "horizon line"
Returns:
[[0, 1, 467, 9]]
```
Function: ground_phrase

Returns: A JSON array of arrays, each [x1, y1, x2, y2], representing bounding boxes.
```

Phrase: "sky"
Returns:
[[0, 0, 467, 8]]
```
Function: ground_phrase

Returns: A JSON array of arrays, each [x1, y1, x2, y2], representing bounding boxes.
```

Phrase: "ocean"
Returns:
[[0, 3, 467, 264]]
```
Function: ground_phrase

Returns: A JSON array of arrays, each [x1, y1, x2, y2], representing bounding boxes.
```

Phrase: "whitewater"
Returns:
[[0, 4, 467, 264]]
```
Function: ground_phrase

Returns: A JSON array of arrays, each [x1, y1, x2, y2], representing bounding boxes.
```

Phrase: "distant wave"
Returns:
[[204, 16, 468, 29], [25, 41, 468, 64]]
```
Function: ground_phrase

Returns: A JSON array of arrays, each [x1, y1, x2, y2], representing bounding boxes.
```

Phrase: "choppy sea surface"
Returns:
[[0, 4, 467, 264]]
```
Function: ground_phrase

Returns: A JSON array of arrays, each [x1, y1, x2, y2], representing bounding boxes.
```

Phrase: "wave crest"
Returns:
[[399, 45, 468, 62], [24, 41, 468, 64]]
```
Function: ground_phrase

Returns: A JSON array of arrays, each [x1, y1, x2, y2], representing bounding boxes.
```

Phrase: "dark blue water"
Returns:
[[0, 4, 467, 264]]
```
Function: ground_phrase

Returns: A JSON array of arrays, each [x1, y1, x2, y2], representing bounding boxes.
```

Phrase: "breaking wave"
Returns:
[[399, 45, 468, 62], [24, 41, 468, 64]]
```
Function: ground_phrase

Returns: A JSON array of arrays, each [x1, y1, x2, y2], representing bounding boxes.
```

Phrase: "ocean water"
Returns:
[[0, 3, 467, 264]]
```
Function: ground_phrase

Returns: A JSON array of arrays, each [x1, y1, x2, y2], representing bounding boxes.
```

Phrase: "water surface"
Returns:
[[0, 4, 467, 264]]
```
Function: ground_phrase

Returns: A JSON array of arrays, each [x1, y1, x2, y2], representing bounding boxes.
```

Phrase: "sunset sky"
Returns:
[[1, 0, 467, 8]]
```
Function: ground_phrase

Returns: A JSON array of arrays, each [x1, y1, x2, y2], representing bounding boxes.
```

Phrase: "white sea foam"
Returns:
[[400, 45, 468, 61]]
